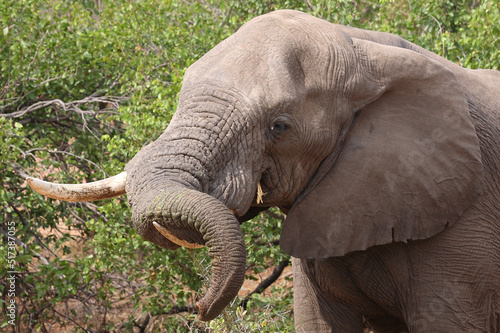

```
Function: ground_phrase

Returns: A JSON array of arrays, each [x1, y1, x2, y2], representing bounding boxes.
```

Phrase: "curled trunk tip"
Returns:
[[141, 185, 246, 321]]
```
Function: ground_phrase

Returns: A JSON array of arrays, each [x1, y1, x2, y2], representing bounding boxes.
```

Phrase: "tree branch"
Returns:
[[10, 162, 30, 180], [305, 0, 316, 11], [132, 314, 150, 333], [0, 95, 128, 119], [0, 226, 50, 265], [240, 259, 290, 309]]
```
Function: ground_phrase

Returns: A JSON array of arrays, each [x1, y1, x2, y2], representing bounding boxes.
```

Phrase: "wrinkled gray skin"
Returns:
[[125, 10, 500, 331]]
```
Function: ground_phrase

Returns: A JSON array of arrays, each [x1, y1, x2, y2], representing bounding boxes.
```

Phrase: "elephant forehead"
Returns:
[[183, 10, 354, 110], [184, 37, 303, 104]]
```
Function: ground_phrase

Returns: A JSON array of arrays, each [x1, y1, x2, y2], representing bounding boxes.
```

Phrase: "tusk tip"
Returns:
[[153, 222, 205, 249], [26, 177, 39, 188]]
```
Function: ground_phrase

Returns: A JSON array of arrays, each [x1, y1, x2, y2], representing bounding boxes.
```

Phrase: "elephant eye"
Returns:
[[270, 122, 288, 132], [270, 115, 291, 135], [268, 116, 291, 140]]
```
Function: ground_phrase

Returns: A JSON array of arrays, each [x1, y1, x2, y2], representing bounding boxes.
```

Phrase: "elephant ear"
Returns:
[[280, 38, 484, 259]]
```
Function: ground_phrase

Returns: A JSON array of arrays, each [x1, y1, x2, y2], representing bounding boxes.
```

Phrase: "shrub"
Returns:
[[1, 1, 497, 332]]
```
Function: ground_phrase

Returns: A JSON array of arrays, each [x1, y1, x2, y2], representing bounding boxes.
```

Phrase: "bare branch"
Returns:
[[133, 314, 150, 333], [27, 31, 48, 77], [0, 95, 128, 119], [22, 148, 108, 176], [240, 259, 290, 309], [51, 308, 94, 333], [305, 0, 316, 11], [10, 162, 30, 179]]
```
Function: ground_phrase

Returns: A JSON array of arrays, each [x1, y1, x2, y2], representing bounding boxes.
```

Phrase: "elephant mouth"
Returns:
[[223, 176, 273, 224], [253, 171, 274, 206], [234, 177, 270, 214]]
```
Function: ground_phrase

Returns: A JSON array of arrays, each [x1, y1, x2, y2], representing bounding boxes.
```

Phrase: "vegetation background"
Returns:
[[1, 0, 498, 332]]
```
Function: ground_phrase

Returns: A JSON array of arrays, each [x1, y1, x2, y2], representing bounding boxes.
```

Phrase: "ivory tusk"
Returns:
[[26, 172, 127, 202], [153, 222, 205, 249]]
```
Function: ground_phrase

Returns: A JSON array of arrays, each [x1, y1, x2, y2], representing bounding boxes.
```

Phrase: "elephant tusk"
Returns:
[[26, 172, 127, 202], [153, 222, 205, 249], [256, 182, 266, 204]]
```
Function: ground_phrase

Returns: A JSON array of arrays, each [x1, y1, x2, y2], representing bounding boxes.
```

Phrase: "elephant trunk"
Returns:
[[132, 183, 246, 321], [27, 172, 247, 321]]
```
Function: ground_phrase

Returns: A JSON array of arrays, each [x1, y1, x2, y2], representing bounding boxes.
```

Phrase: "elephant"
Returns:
[[26, 10, 500, 332]]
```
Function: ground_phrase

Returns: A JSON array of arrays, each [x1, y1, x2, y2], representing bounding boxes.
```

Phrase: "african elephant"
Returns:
[[27, 10, 500, 332]]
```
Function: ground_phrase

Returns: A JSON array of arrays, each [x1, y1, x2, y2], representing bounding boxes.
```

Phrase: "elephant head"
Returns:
[[27, 10, 484, 321]]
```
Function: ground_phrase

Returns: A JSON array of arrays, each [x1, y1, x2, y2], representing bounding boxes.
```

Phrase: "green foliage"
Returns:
[[1, 0, 498, 332], [208, 290, 294, 333], [361, 0, 500, 69]]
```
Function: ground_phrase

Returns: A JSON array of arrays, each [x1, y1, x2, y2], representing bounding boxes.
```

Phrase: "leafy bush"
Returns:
[[1, 0, 498, 332]]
